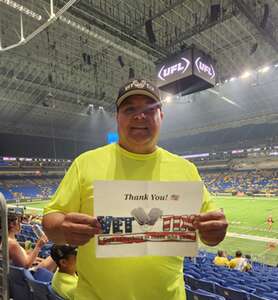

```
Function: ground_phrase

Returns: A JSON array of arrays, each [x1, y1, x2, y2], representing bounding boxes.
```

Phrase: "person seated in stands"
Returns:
[[50, 244, 78, 300], [229, 250, 247, 271], [243, 254, 252, 272], [6, 214, 56, 271], [213, 250, 229, 267]]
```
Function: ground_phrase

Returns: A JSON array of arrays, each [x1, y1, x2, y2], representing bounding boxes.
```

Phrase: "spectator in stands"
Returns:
[[42, 79, 228, 300], [7, 214, 56, 271], [244, 254, 252, 272], [50, 244, 78, 300], [229, 250, 247, 271], [213, 250, 229, 267]]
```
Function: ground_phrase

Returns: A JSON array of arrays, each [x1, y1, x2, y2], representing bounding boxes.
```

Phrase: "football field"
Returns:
[[202, 196, 278, 266], [20, 195, 278, 266]]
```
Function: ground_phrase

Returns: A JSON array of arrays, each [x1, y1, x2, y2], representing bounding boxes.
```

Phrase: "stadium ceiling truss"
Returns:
[[0, 0, 278, 142]]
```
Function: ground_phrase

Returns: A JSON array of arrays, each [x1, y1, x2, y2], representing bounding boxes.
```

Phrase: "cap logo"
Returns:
[[124, 79, 155, 92]]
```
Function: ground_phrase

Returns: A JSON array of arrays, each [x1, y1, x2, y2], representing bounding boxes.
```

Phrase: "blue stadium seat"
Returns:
[[206, 276, 225, 286], [223, 279, 241, 286], [206, 271, 223, 279], [9, 265, 33, 300], [185, 270, 202, 279], [24, 270, 63, 300], [265, 282, 278, 292], [184, 274, 198, 289], [231, 284, 256, 294], [194, 278, 215, 293], [249, 294, 272, 300], [32, 268, 53, 282], [215, 285, 249, 300], [250, 284, 272, 295], [186, 288, 225, 300], [262, 293, 278, 300]]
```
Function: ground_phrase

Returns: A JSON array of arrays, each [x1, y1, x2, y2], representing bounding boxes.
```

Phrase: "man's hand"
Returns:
[[62, 213, 102, 246], [43, 212, 102, 246], [192, 210, 228, 246]]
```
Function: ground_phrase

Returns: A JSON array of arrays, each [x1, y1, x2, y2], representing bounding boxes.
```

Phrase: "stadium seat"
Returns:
[[206, 271, 223, 279], [206, 276, 225, 286], [9, 265, 33, 300], [32, 267, 53, 282], [262, 293, 278, 300], [223, 279, 241, 286], [265, 282, 278, 292], [249, 294, 272, 300], [250, 284, 272, 295], [231, 284, 256, 294], [194, 278, 215, 293], [185, 270, 202, 279], [186, 288, 225, 300], [215, 285, 249, 300], [184, 274, 198, 289], [24, 270, 63, 300]]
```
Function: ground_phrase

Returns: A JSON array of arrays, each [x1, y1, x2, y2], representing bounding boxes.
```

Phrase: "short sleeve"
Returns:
[[43, 160, 81, 215], [188, 161, 216, 213]]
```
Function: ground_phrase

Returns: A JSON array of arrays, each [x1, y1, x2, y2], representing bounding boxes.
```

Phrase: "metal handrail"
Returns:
[[0, 192, 9, 300]]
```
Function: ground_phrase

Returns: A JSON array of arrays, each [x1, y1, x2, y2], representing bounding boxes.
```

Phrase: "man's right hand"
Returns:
[[42, 212, 102, 246], [62, 212, 102, 246]]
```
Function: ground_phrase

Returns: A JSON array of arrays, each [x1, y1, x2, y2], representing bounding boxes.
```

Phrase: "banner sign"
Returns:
[[94, 180, 203, 257]]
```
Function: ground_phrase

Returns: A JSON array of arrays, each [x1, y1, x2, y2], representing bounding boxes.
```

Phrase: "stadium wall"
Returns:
[[0, 133, 104, 159]]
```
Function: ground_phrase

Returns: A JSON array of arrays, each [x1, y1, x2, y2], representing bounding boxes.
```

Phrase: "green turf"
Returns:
[[200, 196, 278, 266], [22, 196, 278, 265]]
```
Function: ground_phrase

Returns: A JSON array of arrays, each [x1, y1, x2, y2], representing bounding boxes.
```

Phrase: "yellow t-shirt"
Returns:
[[52, 271, 78, 300], [213, 256, 229, 267], [44, 143, 215, 300], [229, 257, 247, 271]]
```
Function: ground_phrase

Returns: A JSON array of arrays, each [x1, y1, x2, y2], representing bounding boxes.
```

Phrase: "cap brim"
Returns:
[[116, 89, 160, 107]]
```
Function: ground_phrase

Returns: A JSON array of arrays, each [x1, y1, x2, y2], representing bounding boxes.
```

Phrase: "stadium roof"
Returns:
[[0, 0, 278, 144]]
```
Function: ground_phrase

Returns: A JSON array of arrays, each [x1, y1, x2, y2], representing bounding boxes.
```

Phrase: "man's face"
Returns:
[[117, 95, 163, 154]]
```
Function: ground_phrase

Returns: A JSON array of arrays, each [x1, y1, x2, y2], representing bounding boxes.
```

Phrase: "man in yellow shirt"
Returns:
[[229, 250, 247, 271], [43, 79, 228, 300], [213, 250, 229, 267]]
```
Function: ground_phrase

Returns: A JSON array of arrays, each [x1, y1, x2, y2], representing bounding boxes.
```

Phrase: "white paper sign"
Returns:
[[94, 180, 203, 258]]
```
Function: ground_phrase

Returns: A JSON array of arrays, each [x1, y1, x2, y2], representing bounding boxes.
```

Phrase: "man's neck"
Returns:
[[118, 142, 157, 154]]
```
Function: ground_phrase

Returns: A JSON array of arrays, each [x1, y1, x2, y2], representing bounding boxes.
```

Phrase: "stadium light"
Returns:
[[229, 77, 236, 82], [164, 96, 172, 103], [258, 66, 270, 73], [240, 71, 251, 79]]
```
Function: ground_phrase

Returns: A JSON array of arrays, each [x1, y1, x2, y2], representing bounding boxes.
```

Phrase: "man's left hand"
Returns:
[[192, 210, 228, 246]]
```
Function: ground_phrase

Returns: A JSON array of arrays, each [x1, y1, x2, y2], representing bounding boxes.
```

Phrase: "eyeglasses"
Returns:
[[119, 103, 161, 117]]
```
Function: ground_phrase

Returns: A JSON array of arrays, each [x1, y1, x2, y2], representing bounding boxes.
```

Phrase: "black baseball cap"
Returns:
[[50, 244, 77, 263], [116, 79, 161, 108]]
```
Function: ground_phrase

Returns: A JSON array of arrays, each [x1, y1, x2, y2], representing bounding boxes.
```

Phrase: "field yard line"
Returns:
[[214, 196, 278, 201], [227, 232, 278, 243]]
